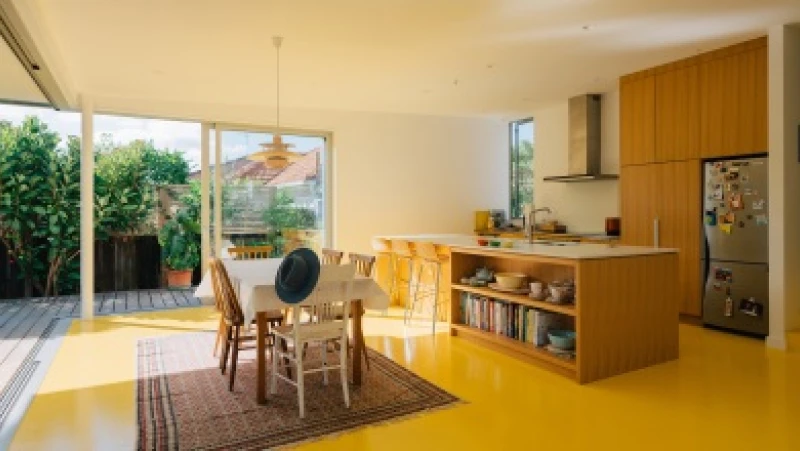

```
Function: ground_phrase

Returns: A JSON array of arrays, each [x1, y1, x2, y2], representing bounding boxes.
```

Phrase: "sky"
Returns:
[[0, 104, 324, 170]]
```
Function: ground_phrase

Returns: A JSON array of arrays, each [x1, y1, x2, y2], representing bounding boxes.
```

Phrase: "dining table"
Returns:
[[194, 257, 390, 404]]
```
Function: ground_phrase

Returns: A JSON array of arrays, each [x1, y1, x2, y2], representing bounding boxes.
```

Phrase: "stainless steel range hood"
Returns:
[[543, 94, 618, 183]]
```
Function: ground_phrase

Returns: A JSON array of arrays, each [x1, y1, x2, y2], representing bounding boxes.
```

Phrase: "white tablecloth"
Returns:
[[194, 258, 390, 325]]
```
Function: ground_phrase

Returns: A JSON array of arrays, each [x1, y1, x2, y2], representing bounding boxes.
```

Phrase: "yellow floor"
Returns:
[[11, 307, 799, 451]]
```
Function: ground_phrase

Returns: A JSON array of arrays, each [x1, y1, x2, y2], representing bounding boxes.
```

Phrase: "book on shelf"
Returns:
[[459, 292, 571, 346]]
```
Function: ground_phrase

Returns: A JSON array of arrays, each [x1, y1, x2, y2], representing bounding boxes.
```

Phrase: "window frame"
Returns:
[[509, 117, 534, 220]]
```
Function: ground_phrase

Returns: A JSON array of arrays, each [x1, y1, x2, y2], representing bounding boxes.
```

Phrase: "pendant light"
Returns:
[[248, 36, 300, 169]]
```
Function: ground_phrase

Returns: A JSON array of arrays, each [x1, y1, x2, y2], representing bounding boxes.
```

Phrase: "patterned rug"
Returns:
[[136, 332, 461, 450]]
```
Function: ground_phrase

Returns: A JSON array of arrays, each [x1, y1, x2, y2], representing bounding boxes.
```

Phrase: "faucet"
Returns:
[[528, 207, 552, 243]]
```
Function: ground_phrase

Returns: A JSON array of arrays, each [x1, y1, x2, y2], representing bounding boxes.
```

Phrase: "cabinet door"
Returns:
[[620, 164, 658, 246], [700, 45, 768, 158], [657, 161, 702, 316], [620, 75, 656, 166], [655, 64, 700, 162]]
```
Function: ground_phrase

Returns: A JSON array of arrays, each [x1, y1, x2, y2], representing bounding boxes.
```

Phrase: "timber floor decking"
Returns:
[[0, 289, 201, 426]]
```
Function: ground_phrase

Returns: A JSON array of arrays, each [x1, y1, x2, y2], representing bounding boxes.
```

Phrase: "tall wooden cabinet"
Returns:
[[619, 73, 656, 166], [700, 40, 768, 158], [619, 36, 767, 317], [655, 64, 700, 162]]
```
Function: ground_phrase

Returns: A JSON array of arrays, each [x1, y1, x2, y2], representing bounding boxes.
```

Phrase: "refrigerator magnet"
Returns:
[[713, 282, 723, 291], [730, 193, 744, 210], [753, 199, 765, 210], [724, 296, 734, 317], [738, 221, 745, 228], [705, 210, 717, 225], [741, 174, 750, 183], [755, 214, 768, 226], [720, 223, 733, 234], [712, 185, 724, 200], [725, 171, 740, 181], [744, 188, 753, 196]]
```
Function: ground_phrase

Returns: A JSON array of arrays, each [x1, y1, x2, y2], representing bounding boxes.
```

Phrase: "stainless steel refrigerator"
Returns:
[[702, 156, 769, 336]]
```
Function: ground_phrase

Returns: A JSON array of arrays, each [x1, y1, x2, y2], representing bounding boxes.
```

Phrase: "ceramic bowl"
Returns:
[[494, 272, 527, 289], [548, 330, 576, 350], [476, 239, 489, 246], [489, 240, 501, 247]]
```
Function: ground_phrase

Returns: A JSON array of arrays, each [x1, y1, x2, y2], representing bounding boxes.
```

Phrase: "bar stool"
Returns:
[[371, 238, 395, 304], [388, 239, 415, 316], [406, 242, 448, 334]]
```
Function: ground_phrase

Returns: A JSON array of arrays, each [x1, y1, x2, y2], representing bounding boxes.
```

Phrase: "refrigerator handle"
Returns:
[[653, 217, 659, 248], [703, 228, 711, 284]]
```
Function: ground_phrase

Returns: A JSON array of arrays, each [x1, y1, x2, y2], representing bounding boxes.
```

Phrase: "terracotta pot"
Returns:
[[166, 269, 192, 288]]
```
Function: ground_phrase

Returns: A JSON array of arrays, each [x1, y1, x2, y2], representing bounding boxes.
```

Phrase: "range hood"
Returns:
[[542, 94, 618, 183]]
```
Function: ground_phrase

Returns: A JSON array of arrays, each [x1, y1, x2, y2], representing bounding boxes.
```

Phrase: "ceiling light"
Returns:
[[248, 36, 301, 169]]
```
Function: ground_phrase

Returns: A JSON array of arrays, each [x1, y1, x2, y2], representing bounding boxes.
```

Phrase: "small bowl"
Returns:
[[501, 241, 514, 248], [529, 281, 547, 300], [494, 272, 527, 289], [548, 330, 576, 350], [489, 240, 501, 247], [476, 239, 489, 246], [549, 282, 575, 304]]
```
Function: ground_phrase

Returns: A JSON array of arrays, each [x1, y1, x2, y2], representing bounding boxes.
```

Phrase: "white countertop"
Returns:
[[376, 234, 677, 260]]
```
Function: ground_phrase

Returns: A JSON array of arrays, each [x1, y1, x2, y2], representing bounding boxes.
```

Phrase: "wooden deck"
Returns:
[[0, 289, 203, 427]]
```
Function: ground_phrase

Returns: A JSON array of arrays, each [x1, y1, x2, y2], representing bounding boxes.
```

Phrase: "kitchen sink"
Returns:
[[513, 240, 580, 248]]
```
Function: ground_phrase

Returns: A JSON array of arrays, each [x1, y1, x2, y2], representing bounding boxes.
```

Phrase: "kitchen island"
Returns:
[[376, 234, 679, 383]]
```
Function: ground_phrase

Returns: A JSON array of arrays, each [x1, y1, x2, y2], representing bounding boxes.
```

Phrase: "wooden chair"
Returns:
[[321, 248, 344, 265], [209, 258, 284, 391], [348, 253, 376, 370], [228, 245, 273, 260], [271, 264, 356, 418]]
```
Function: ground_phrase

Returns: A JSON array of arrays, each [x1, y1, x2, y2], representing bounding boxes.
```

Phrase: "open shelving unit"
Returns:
[[447, 245, 679, 384]]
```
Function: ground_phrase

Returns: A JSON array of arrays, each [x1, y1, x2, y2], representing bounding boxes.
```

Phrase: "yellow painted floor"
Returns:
[[11, 307, 799, 451]]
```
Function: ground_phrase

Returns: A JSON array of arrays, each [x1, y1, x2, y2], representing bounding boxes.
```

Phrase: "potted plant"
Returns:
[[158, 209, 200, 288]]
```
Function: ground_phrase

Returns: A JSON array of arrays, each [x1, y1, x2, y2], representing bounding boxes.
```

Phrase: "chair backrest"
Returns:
[[321, 248, 344, 265], [209, 258, 245, 326], [228, 245, 273, 260], [349, 253, 376, 278], [390, 239, 414, 258], [288, 264, 356, 343]]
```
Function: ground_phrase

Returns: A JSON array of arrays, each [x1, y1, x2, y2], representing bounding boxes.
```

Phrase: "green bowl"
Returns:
[[548, 330, 576, 350], [489, 240, 501, 247]]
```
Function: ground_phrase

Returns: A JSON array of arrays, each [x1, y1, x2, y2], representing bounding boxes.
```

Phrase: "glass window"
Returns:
[[509, 118, 534, 219]]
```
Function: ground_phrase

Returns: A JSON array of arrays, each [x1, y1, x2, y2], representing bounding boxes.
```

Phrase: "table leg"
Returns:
[[353, 300, 364, 385], [256, 312, 267, 405]]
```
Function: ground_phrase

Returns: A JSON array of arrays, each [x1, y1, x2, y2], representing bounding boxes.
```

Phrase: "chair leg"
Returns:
[[229, 326, 240, 392], [270, 337, 280, 395], [220, 325, 232, 374], [406, 260, 422, 325], [322, 340, 329, 385], [432, 262, 441, 335], [213, 315, 225, 357], [358, 328, 371, 371], [340, 337, 350, 408], [296, 340, 305, 418]]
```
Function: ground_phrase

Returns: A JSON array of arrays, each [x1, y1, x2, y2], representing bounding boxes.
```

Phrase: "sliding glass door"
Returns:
[[210, 125, 331, 258]]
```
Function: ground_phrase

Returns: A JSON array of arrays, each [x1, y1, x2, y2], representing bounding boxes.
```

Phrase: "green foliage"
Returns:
[[262, 189, 316, 230], [158, 209, 200, 271], [510, 139, 534, 219], [0, 117, 79, 296], [0, 118, 192, 297]]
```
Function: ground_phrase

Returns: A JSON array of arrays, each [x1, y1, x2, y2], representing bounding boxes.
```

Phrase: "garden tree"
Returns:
[[510, 139, 534, 218], [0, 117, 193, 297], [262, 189, 316, 231], [0, 117, 71, 296]]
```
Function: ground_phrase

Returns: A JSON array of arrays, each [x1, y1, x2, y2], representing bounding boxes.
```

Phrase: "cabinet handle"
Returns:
[[653, 217, 660, 248]]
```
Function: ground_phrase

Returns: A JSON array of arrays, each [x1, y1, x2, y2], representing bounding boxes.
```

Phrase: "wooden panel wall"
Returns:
[[577, 253, 679, 383], [620, 73, 656, 166]]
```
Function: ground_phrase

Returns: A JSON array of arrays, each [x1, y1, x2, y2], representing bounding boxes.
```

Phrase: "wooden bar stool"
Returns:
[[406, 242, 448, 335], [371, 238, 394, 317], [389, 240, 415, 321]]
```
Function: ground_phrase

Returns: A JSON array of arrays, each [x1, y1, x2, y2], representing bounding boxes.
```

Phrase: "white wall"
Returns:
[[767, 23, 800, 348], [530, 90, 620, 233]]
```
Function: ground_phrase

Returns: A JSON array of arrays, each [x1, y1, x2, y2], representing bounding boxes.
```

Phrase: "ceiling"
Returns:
[[0, 36, 47, 105], [18, 0, 800, 117]]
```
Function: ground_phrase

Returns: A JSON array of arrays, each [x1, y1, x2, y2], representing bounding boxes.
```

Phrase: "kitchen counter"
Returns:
[[377, 234, 675, 260], [374, 234, 679, 384]]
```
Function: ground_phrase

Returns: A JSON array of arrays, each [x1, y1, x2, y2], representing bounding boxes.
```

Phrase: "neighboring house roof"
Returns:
[[189, 148, 321, 186], [188, 156, 283, 183], [267, 148, 321, 187]]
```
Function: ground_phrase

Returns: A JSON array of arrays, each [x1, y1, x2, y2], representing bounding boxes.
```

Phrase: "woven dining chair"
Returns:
[[228, 245, 273, 260], [271, 264, 356, 418], [209, 258, 283, 391], [348, 252, 376, 370]]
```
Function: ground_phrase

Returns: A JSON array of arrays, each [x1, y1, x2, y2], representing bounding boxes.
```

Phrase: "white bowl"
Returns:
[[494, 272, 527, 290]]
